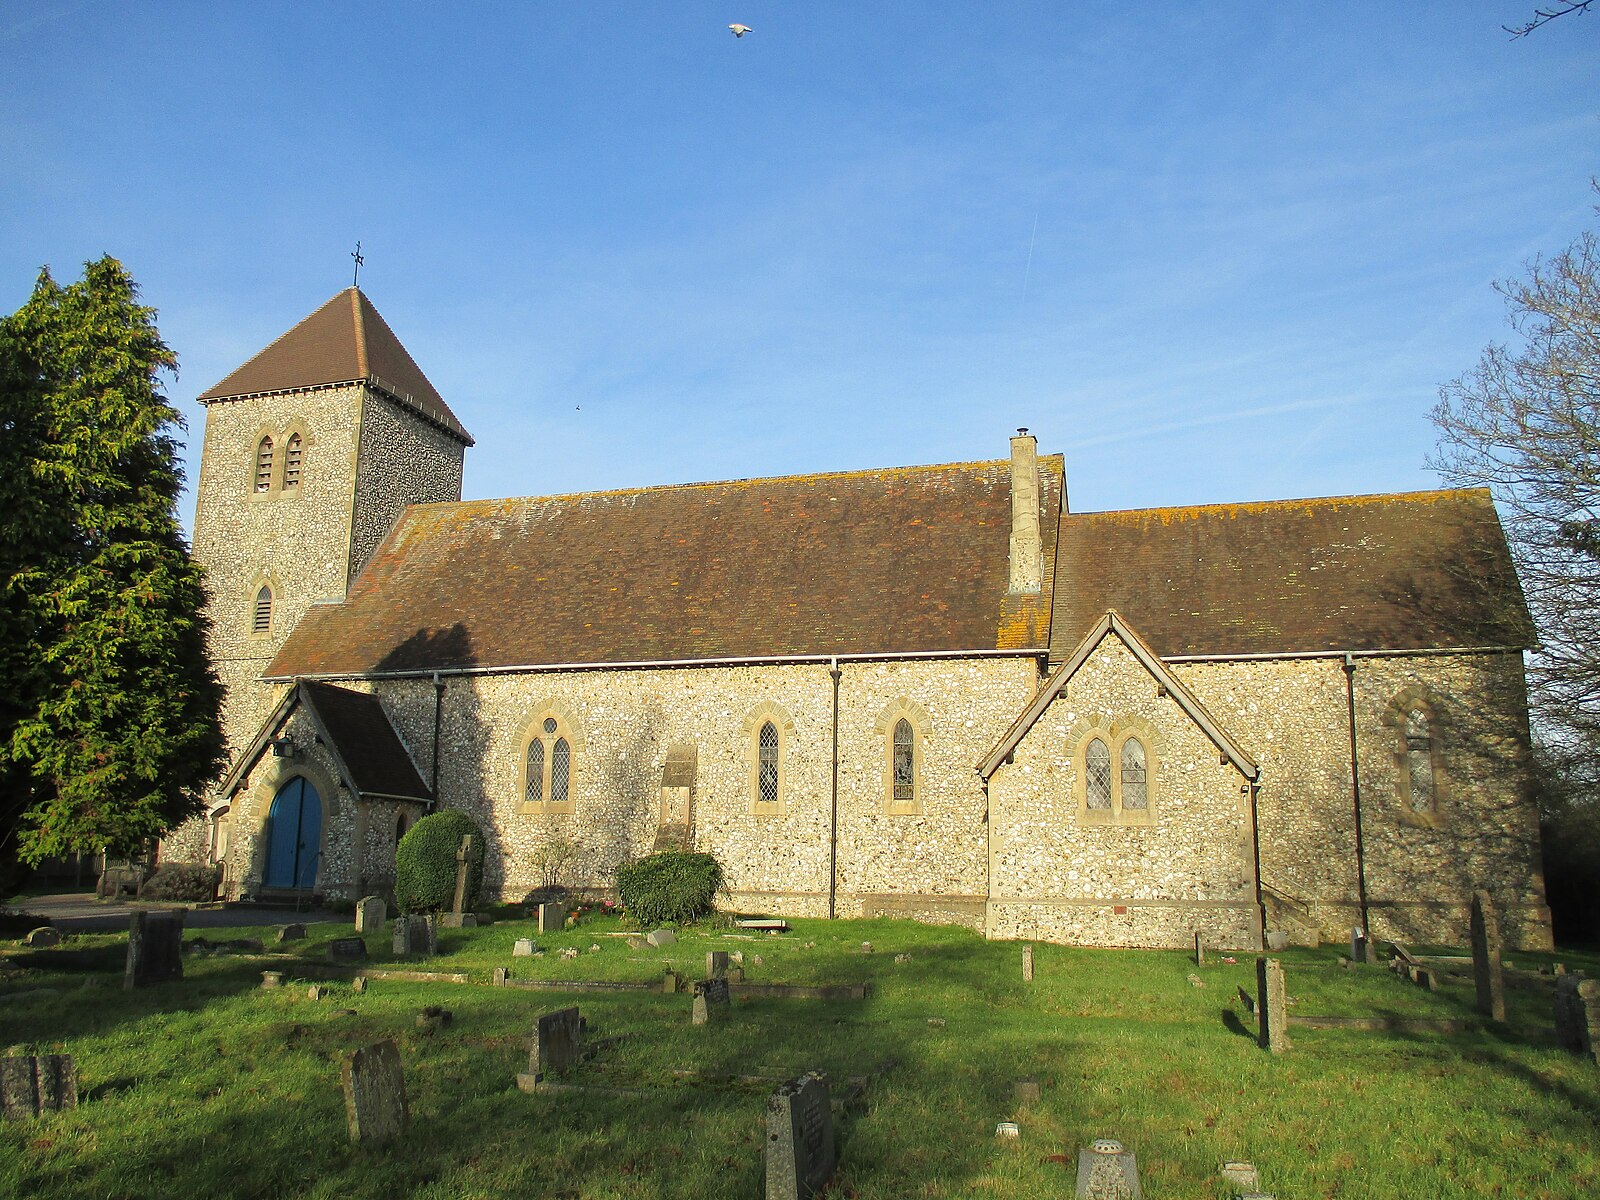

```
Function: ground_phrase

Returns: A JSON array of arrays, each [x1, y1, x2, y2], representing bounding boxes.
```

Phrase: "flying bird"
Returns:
[[728, 24, 752, 38]]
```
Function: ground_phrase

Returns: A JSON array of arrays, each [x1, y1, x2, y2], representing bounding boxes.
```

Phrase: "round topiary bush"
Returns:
[[395, 810, 486, 914], [615, 851, 725, 927]]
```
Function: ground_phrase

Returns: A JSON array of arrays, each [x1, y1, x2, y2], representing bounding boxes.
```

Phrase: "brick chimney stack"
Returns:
[[1008, 428, 1042, 594]]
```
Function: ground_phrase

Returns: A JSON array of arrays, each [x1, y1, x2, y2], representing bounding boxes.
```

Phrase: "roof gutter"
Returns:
[[263, 645, 1047, 684], [1158, 644, 1531, 664]]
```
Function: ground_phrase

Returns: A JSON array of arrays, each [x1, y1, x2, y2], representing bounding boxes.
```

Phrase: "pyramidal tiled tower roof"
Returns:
[[197, 288, 473, 445]]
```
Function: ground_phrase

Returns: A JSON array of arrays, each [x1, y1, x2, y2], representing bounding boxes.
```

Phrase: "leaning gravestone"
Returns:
[[1256, 957, 1289, 1054], [124, 911, 184, 990], [517, 1006, 583, 1090], [536, 902, 567, 935], [0, 1054, 77, 1120], [1075, 1137, 1141, 1199], [341, 1040, 408, 1145], [1470, 890, 1506, 1022], [354, 896, 386, 934], [1350, 927, 1370, 965], [765, 1073, 835, 1200], [692, 977, 731, 1026], [708, 950, 730, 979], [646, 927, 677, 947], [1554, 977, 1600, 1065], [328, 937, 368, 963]]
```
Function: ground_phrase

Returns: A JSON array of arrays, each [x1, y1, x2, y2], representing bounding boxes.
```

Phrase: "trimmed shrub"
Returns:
[[395, 811, 486, 914], [615, 851, 725, 927], [139, 862, 221, 902]]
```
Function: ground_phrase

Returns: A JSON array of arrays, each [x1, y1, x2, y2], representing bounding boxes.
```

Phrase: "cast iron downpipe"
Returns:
[[1343, 652, 1372, 939], [430, 671, 446, 805], [828, 657, 842, 920]]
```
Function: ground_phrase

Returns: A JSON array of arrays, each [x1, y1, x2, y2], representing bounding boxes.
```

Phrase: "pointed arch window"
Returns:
[[891, 718, 916, 809], [283, 434, 303, 489], [255, 436, 274, 493], [252, 585, 273, 634], [1084, 738, 1113, 809], [1120, 738, 1148, 810], [520, 709, 577, 814], [1074, 722, 1158, 825], [758, 722, 780, 805], [1404, 709, 1434, 812]]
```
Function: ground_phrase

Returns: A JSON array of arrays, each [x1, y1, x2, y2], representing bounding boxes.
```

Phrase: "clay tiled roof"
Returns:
[[266, 457, 1063, 678], [1049, 489, 1533, 660], [197, 289, 473, 445]]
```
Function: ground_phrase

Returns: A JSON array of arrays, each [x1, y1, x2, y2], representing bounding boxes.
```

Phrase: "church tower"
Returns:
[[189, 289, 474, 763]]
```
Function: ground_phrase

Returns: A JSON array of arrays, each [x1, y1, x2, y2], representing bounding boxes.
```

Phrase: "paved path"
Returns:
[[4, 892, 346, 933]]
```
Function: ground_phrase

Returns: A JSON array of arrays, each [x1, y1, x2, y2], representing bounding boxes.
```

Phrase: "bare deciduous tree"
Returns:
[[1504, 1, 1595, 38], [1430, 222, 1600, 782]]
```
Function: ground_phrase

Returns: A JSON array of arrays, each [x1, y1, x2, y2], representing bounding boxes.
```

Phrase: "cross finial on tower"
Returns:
[[351, 241, 365, 288]]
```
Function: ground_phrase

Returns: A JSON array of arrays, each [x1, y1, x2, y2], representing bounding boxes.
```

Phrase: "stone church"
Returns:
[[166, 287, 1553, 950]]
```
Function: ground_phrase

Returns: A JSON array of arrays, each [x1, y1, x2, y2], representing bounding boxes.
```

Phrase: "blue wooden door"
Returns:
[[264, 777, 322, 889]]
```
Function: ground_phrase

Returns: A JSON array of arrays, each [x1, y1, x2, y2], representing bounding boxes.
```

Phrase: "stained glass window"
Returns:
[[1406, 709, 1434, 812], [1121, 738, 1148, 809], [1085, 738, 1112, 809], [892, 718, 915, 808]]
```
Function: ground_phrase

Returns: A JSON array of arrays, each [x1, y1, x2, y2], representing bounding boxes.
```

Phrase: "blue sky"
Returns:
[[2, 3, 1596, 529]]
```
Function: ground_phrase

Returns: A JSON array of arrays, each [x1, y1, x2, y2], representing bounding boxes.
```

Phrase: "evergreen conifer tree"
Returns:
[[0, 257, 224, 865]]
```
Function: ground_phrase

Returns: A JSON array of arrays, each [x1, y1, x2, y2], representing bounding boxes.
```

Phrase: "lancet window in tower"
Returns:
[[255, 437, 274, 493], [283, 434, 303, 489], [252, 586, 273, 634]]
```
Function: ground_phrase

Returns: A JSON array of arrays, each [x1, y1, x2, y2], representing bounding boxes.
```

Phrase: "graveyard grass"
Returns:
[[3, 911, 1599, 1199]]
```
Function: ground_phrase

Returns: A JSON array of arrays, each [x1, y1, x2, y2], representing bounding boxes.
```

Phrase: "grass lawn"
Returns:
[[2, 911, 1598, 1199]]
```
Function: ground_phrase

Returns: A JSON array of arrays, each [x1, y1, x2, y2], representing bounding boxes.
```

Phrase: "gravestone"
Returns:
[[1013, 1078, 1041, 1106], [124, 911, 184, 990], [307, 984, 329, 1001], [663, 968, 682, 994], [0, 1054, 76, 1120], [1264, 930, 1288, 952], [708, 950, 730, 979], [1414, 967, 1438, 992], [23, 927, 60, 948], [328, 937, 368, 963], [416, 1006, 452, 1031], [1074, 1138, 1142, 1199], [1256, 957, 1289, 1054], [341, 1040, 408, 1144], [692, 977, 731, 1025], [1470, 890, 1506, 1022], [438, 912, 477, 928], [260, 970, 284, 988], [276, 923, 307, 943], [1220, 1161, 1260, 1191], [513, 937, 536, 957], [646, 927, 677, 947], [1022, 944, 1035, 982], [1193, 931, 1206, 967], [517, 1006, 583, 1090], [392, 914, 437, 957], [1350, 927, 1370, 965], [354, 895, 386, 934], [492, 967, 509, 985], [1554, 977, 1600, 1065], [765, 1073, 835, 1200], [536, 902, 567, 935], [352, 976, 368, 993], [626, 934, 649, 949]]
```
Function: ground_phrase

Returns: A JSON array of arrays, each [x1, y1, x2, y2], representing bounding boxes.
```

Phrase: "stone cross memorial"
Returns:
[[124, 911, 184, 990], [765, 1072, 835, 1200], [1256, 957, 1289, 1054], [354, 895, 386, 934], [341, 1040, 409, 1145], [439, 835, 478, 927], [692, 977, 731, 1025], [1470, 890, 1506, 1022], [517, 1006, 583, 1091], [0, 1054, 77, 1120]]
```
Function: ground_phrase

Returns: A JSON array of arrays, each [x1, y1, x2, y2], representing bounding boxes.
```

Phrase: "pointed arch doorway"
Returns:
[[264, 776, 322, 890]]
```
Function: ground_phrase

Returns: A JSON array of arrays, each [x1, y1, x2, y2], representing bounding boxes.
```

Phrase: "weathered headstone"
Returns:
[[1256, 957, 1289, 1054], [537, 902, 567, 935], [1350, 927, 1369, 965], [1075, 1138, 1142, 1199], [692, 977, 731, 1025], [23, 927, 60, 948], [307, 984, 329, 1001], [1193, 931, 1206, 967], [438, 912, 477, 928], [1022, 944, 1035, 982], [0, 1054, 77, 1120], [708, 950, 730, 979], [392, 914, 437, 957], [1264, 929, 1289, 952], [626, 934, 649, 949], [663, 968, 682, 994], [1220, 1161, 1260, 1191], [341, 1040, 408, 1144], [1414, 967, 1439, 992], [512, 937, 536, 956], [123, 911, 183, 990], [276, 923, 307, 943], [1013, 1078, 1041, 1106], [646, 927, 677, 947], [1554, 976, 1600, 1065], [1470, 890, 1506, 1022], [354, 895, 386, 934], [492, 966, 509, 985], [765, 1073, 835, 1200], [328, 936, 368, 963], [352, 976, 368, 993], [517, 1006, 583, 1090]]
